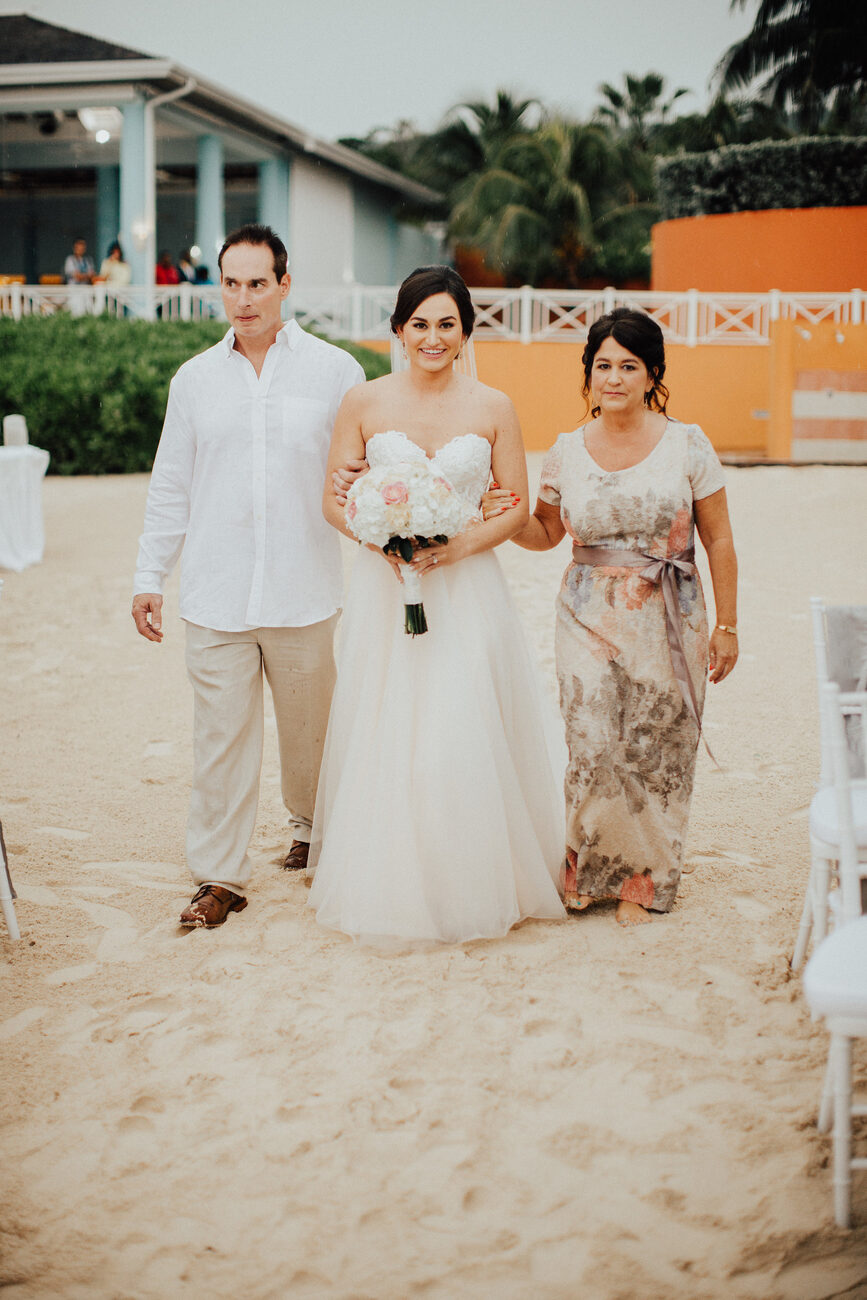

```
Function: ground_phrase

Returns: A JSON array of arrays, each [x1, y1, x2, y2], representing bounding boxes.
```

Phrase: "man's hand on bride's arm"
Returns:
[[332, 458, 368, 505], [480, 480, 521, 521]]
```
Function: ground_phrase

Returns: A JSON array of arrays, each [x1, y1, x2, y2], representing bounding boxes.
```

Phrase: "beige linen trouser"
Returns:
[[184, 616, 338, 895]]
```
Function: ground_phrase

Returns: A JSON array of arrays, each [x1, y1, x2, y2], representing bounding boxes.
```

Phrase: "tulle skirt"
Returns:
[[307, 547, 566, 944]]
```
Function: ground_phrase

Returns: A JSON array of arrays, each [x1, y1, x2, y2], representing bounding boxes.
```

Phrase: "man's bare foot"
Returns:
[[565, 893, 601, 913], [616, 900, 651, 927]]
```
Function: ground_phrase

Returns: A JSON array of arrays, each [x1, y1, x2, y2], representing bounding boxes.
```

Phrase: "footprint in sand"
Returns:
[[68, 897, 138, 929], [0, 1006, 50, 1040], [44, 964, 99, 985], [130, 1094, 165, 1115], [15, 883, 64, 905], [80, 860, 181, 882], [522, 1017, 559, 1037], [35, 826, 91, 841], [732, 892, 773, 922], [116, 1115, 155, 1134]]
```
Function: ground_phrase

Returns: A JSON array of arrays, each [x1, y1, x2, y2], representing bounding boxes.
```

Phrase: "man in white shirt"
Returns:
[[132, 224, 364, 928], [63, 237, 96, 284]]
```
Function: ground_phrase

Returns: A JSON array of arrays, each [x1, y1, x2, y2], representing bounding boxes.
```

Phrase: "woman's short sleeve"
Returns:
[[687, 424, 726, 501], [538, 434, 564, 507]]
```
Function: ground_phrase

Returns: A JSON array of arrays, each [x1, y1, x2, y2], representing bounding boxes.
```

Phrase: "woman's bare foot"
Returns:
[[565, 892, 600, 913], [616, 900, 651, 927]]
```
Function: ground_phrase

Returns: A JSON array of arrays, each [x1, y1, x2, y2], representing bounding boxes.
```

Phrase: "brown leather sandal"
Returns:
[[179, 884, 248, 928]]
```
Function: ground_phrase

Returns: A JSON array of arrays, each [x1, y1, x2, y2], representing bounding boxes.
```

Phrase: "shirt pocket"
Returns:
[[282, 395, 330, 447]]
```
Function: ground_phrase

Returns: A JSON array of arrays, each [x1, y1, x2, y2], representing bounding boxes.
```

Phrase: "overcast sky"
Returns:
[[3, 0, 757, 142]]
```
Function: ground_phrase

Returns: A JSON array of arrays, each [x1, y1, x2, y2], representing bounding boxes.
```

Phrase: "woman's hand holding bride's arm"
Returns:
[[332, 459, 368, 504]]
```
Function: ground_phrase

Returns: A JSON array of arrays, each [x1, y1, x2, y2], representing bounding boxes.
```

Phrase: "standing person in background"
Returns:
[[132, 224, 364, 929], [485, 308, 738, 926]]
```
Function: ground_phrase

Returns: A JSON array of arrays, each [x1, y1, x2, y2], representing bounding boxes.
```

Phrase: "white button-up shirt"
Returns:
[[134, 321, 364, 631]]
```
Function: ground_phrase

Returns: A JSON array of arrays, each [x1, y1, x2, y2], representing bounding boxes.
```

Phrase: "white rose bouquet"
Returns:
[[345, 460, 473, 635]]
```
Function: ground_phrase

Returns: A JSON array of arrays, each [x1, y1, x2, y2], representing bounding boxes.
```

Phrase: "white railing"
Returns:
[[1, 281, 863, 346]]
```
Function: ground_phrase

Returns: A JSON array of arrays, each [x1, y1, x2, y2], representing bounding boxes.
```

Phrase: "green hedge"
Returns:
[[0, 316, 389, 475], [656, 135, 867, 220]]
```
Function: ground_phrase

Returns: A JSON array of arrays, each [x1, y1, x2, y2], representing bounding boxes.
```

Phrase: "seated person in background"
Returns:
[[155, 251, 180, 286], [178, 249, 196, 282], [96, 241, 131, 286], [193, 265, 212, 284], [64, 238, 95, 285]]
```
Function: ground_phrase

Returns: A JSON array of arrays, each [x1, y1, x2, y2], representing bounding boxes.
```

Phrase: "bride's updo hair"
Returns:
[[390, 265, 475, 338], [582, 307, 669, 417]]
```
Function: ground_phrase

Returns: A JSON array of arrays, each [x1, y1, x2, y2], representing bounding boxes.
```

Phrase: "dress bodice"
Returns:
[[366, 430, 492, 510]]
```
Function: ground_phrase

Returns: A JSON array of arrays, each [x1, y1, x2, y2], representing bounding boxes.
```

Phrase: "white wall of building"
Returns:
[[288, 155, 354, 289]]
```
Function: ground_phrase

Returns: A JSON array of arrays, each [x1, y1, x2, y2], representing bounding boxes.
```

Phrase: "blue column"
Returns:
[[96, 166, 120, 266], [257, 157, 291, 249], [196, 134, 225, 274], [119, 99, 148, 286]]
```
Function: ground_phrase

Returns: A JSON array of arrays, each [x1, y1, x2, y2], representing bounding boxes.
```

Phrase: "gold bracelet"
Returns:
[[715, 624, 737, 635]]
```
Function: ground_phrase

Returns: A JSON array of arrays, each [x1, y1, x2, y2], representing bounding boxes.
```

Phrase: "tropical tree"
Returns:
[[717, 0, 867, 134], [594, 73, 691, 151], [340, 91, 541, 222], [449, 117, 654, 286], [653, 95, 792, 152]]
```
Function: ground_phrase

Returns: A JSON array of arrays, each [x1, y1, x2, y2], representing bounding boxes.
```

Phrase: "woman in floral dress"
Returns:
[[487, 308, 739, 925]]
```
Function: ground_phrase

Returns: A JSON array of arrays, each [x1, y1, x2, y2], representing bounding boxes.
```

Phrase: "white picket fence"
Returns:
[[1, 281, 863, 346]]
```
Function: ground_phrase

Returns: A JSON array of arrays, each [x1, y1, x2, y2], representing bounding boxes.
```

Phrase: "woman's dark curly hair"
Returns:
[[581, 307, 669, 418]]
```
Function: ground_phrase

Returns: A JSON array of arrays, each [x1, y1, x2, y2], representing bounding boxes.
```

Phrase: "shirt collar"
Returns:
[[221, 320, 297, 358]]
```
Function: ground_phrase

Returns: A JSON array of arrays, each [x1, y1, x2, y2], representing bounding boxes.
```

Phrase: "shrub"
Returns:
[[656, 135, 867, 220], [0, 316, 389, 474]]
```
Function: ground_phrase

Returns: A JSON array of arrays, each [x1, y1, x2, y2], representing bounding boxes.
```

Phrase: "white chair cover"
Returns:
[[3, 414, 29, 447], [0, 445, 50, 571]]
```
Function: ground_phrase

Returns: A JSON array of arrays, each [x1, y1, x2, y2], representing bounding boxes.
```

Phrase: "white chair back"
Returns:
[[812, 598, 867, 782], [2, 414, 29, 447], [823, 682, 867, 926]]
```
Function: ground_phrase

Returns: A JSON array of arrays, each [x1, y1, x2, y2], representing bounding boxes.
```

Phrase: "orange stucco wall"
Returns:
[[768, 319, 867, 460], [652, 207, 867, 292], [361, 338, 770, 454]]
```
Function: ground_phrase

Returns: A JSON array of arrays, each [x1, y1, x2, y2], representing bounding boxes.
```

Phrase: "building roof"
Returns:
[[0, 14, 144, 63], [0, 13, 441, 206]]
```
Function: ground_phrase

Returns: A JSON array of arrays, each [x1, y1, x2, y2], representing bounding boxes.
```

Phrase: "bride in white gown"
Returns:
[[307, 266, 566, 943]]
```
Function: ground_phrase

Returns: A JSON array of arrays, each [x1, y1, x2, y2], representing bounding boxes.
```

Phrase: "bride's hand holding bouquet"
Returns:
[[344, 459, 473, 635]]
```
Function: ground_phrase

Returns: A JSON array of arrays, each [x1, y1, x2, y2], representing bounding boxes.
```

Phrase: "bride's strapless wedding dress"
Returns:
[[307, 431, 566, 944]]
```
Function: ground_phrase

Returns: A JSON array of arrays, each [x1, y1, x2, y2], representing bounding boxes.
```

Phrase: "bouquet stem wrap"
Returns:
[[398, 562, 427, 636]]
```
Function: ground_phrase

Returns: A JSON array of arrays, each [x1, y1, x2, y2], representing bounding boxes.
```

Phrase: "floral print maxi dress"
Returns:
[[539, 420, 725, 912]]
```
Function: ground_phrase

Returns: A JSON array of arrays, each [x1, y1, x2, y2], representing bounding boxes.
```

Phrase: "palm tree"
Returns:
[[717, 0, 867, 134], [411, 91, 541, 198], [594, 73, 691, 151], [449, 118, 653, 287]]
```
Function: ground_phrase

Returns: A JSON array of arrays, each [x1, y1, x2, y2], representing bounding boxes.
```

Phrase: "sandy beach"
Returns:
[[2, 457, 867, 1299]]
